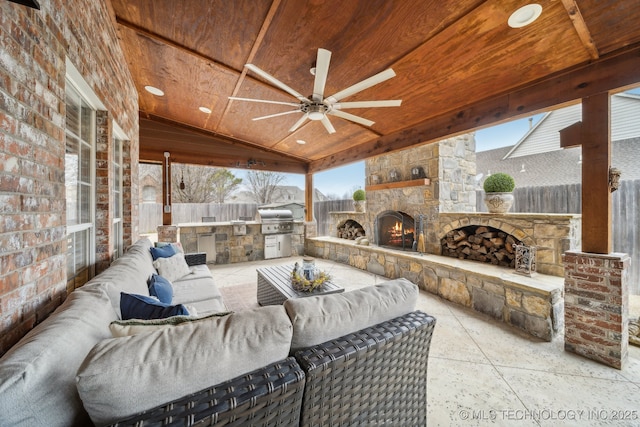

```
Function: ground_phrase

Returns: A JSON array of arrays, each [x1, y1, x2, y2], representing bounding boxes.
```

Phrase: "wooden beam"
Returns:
[[309, 44, 640, 173], [581, 92, 612, 254], [559, 122, 583, 148], [560, 0, 599, 59], [305, 173, 314, 222]]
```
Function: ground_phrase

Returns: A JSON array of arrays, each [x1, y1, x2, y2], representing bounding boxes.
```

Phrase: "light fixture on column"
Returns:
[[164, 152, 171, 213], [179, 168, 185, 190]]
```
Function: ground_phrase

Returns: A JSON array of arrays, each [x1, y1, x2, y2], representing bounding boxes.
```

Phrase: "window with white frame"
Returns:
[[65, 82, 96, 287], [112, 131, 124, 260]]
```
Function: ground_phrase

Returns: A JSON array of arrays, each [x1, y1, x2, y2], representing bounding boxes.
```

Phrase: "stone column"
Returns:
[[563, 251, 629, 369], [157, 225, 178, 243]]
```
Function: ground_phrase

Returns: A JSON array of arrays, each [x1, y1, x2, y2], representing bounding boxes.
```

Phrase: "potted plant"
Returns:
[[352, 189, 366, 212], [483, 172, 515, 213]]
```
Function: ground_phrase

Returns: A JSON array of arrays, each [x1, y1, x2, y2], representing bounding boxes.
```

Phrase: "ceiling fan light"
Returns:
[[308, 111, 325, 120], [508, 4, 542, 28]]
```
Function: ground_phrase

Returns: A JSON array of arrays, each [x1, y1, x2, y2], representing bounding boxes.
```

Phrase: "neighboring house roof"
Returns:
[[504, 93, 640, 159], [477, 137, 640, 188], [476, 92, 640, 188]]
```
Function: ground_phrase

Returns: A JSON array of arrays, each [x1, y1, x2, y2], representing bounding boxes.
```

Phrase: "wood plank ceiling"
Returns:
[[110, 0, 640, 174]]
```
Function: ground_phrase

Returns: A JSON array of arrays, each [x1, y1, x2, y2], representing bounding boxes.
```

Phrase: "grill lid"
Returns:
[[257, 209, 293, 222]]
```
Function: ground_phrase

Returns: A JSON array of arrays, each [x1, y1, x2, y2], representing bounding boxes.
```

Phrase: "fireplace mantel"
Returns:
[[365, 178, 430, 192]]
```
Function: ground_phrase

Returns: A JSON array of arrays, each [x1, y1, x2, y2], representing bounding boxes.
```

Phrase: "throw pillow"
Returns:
[[154, 241, 184, 254], [148, 274, 173, 304], [149, 244, 177, 260], [152, 253, 191, 282], [120, 292, 189, 320], [109, 311, 232, 337]]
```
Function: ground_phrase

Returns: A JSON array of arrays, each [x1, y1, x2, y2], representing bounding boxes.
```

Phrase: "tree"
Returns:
[[210, 168, 243, 203], [172, 164, 242, 203], [244, 170, 286, 204]]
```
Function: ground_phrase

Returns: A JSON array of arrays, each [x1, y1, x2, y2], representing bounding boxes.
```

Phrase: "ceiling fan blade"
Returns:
[[312, 48, 331, 102], [325, 68, 396, 103], [229, 96, 300, 107], [289, 114, 309, 132], [245, 64, 307, 102], [252, 110, 302, 121], [321, 116, 336, 134], [332, 100, 402, 109], [329, 110, 375, 127]]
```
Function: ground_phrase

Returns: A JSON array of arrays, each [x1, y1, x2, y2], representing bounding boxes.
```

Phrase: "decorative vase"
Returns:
[[353, 200, 366, 213], [484, 192, 514, 213]]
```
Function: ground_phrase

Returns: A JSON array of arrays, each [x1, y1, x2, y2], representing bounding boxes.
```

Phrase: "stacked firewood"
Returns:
[[441, 226, 521, 267], [337, 220, 366, 240]]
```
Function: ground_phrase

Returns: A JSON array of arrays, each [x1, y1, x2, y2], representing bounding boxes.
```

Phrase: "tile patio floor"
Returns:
[[210, 257, 640, 427]]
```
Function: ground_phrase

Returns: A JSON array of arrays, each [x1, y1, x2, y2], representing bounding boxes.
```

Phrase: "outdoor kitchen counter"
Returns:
[[177, 221, 305, 264]]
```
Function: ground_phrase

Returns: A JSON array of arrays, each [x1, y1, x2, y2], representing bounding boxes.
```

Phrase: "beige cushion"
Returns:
[[284, 278, 418, 353], [76, 306, 293, 426], [153, 253, 191, 282], [0, 286, 116, 427], [109, 311, 232, 337]]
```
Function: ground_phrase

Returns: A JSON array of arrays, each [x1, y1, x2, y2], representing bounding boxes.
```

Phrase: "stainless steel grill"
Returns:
[[257, 209, 294, 234]]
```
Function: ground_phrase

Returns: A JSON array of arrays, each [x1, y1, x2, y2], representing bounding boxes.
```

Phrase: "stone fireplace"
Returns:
[[314, 135, 581, 341]]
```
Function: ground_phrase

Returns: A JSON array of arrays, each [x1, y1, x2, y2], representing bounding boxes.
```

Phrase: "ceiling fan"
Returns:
[[229, 48, 401, 134]]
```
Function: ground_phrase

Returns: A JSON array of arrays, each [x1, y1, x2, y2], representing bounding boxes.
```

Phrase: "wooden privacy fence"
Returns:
[[477, 180, 640, 294], [139, 203, 258, 233]]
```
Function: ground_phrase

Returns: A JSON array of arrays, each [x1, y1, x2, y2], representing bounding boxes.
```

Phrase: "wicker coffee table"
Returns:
[[257, 264, 344, 306]]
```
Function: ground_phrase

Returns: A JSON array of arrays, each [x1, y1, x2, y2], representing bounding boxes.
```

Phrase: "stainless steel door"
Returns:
[[264, 235, 278, 259]]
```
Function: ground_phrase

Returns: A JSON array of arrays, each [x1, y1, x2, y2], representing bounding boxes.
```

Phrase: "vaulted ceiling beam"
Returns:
[[309, 43, 640, 173]]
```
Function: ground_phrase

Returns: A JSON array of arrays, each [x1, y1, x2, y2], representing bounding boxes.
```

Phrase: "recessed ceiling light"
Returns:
[[144, 85, 164, 96], [199, 106, 212, 114], [296, 139, 306, 145], [508, 4, 543, 28]]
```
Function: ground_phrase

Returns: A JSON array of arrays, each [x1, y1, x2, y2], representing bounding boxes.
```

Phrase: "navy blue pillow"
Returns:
[[148, 274, 174, 304], [120, 292, 189, 320], [149, 244, 177, 261]]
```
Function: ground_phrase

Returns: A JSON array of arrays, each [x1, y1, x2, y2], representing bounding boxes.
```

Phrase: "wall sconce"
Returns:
[[179, 169, 185, 190], [8, 0, 40, 9], [520, 164, 526, 173], [609, 167, 622, 192], [236, 159, 265, 169]]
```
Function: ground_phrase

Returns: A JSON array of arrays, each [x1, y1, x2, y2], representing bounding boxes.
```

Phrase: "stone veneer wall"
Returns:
[[178, 222, 305, 264], [564, 251, 630, 369], [362, 135, 477, 243], [306, 237, 564, 341], [435, 213, 582, 277], [0, 1, 139, 356]]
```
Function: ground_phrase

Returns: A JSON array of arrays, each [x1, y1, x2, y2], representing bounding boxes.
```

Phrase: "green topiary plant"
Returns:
[[483, 172, 515, 193], [352, 189, 366, 201]]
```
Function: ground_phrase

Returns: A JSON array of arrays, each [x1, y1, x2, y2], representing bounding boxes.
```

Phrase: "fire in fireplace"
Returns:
[[376, 211, 416, 251]]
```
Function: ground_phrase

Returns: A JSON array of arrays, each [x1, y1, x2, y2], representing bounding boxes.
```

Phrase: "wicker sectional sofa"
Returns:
[[0, 238, 436, 427]]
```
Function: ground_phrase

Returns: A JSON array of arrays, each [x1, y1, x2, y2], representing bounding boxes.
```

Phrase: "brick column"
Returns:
[[563, 251, 629, 369], [157, 225, 178, 243]]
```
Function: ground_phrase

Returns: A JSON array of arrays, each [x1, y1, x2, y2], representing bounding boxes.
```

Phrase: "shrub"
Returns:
[[352, 189, 366, 201], [483, 173, 515, 193]]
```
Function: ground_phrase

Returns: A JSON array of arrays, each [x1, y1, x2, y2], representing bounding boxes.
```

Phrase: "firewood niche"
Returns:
[[441, 225, 522, 268]]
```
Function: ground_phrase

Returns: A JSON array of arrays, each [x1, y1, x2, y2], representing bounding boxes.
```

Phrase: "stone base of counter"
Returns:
[[305, 236, 564, 341], [178, 222, 305, 264]]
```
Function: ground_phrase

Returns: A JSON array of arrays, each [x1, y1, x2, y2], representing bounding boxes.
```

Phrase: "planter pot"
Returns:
[[353, 200, 366, 213], [484, 192, 514, 213]]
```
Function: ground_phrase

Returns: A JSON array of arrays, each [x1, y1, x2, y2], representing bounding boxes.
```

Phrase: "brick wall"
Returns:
[[564, 251, 630, 369], [0, 0, 139, 356]]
